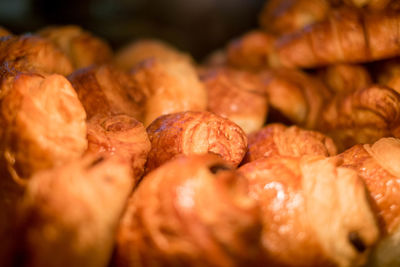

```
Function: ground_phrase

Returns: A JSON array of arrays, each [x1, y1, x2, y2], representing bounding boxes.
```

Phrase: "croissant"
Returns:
[[68, 64, 146, 120], [13, 156, 133, 267], [145, 111, 248, 172], [114, 39, 194, 71], [316, 63, 372, 93], [38, 25, 113, 70], [114, 154, 265, 267], [238, 156, 379, 267], [200, 67, 268, 133], [261, 68, 331, 128], [0, 35, 73, 75], [269, 8, 400, 68], [338, 137, 400, 267], [317, 85, 400, 151], [226, 30, 275, 70], [86, 114, 151, 182], [243, 123, 337, 163], [259, 0, 331, 35], [0, 66, 87, 180], [130, 57, 207, 126]]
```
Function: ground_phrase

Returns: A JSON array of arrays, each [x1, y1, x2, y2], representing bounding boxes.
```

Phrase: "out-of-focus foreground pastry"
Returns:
[[243, 123, 337, 163], [339, 137, 400, 267], [13, 156, 133, 267], [145, 111, 248, 172], [238, 156, 379, 267], [0, 65, 87, 180], [38, 25, 113, 70], [0, 35, 73, 75], [114, 154, 265, 267], [201, 67, 268, 134], [86, 114, 151, 182]]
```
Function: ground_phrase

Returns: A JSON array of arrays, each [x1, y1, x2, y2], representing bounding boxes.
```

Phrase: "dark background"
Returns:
[[0, 0, 265, 60]]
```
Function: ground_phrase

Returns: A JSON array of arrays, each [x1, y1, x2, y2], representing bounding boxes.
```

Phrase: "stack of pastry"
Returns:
[[1, 1, 400, 266]]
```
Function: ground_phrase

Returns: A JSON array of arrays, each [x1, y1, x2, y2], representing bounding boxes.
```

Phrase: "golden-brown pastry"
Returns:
[[317, 85, 400, 151], [0, 35, 73, 75], [226, 30, 275, 70], [146, 111, 248, 172], [238, 156, 379, 267], [243, 123, 337, 163], [373, 58, 400, 93], [114, 154, 265, 267], [0, 68, 87, 179], [338, 138, 400, 267], [269, 8, 400, 68], [262, 68, 331, 128], [86, 114, 151, 182], [201, 67, 268, 133], [338, 0, 392, 9], [130, 58, 207, 126], [114, 39, 193, 71], [317, 63, 372, 93], [259, 0, 331, 35], [68, 64, 146, 120], [15, 155, 133, 267], [38, 25, 113, 70], [0, 27, 11, 37]]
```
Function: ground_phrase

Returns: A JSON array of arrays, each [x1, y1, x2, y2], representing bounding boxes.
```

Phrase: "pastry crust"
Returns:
[[317, 63, 372, 93], [146, 111, 248, 172], [259, 0, 331, 34], [243, 123, 337, 163], [318, 85, 400, 151], [238, 156, 378, 267], [86, 114, 151, 182], [227, 31, 275, 70], [0, 35, 73, 75], [68, 64, 146, 120], [114, 154, 264, 267], [201, 67, 268, 134], [16, 156, 133, 267], [130, 58, 207, 126], [339, 137, 400, 267], [114, 39, 193, 71], [0, 69, 87, 179], [38, 25, 113, 70], [262, 68, 331, 128]]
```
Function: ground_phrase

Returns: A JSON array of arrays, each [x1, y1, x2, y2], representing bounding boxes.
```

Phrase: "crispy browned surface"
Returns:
[[15, 156, 133, 267], [238, 156, 378, 267], [244, 123, 337, 163], [0, 70, 87, 179], [269, 8, 400, 68], [146, 111, 248, 172], [259, 0, 331, 35], [227, 31, 275, 70], [339, 140, 400, 234], [0, 35, 73, 75], [86, 114, 151, 182], [68, 64, 146, 120], [262, 68, 331, 128], [201, 67, 268, 134], [317, 63, 372, 93], [0, 27, 11, 37], [114, 154, 264, 267], [38, 25, 113, 70], [338, 138, 400, 267], [318, 85, 400, 151], [130, 58, 207, 126]]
